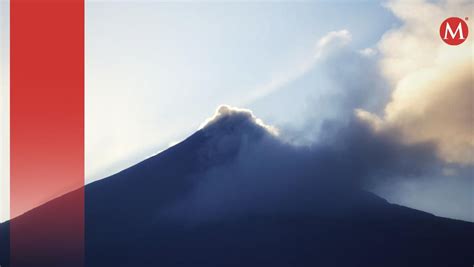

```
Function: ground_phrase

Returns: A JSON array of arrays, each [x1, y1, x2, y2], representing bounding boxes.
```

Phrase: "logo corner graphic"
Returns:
[[439, 17, 469, 46]]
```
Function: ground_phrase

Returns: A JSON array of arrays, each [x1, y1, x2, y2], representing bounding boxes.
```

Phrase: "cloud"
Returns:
[[315, 30, 352, 59], [357, 0, 474, 164], [271, 29, 389, 146], [352, 0, 474, 221], [358, 47, 377, 57], [200, 105, 278, 136]]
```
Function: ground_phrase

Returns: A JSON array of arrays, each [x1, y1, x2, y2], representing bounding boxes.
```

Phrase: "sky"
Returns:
[[1, 0, 473, 222]]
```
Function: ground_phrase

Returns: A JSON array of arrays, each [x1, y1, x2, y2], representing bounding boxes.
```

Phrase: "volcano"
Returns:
[[1, 106, 473, 267]]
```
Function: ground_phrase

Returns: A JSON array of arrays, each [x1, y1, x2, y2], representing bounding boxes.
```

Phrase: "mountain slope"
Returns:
[[1, 107, 473, 267]]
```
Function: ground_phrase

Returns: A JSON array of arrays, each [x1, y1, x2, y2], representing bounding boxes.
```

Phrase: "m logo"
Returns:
[[440, 17, 469, 45]]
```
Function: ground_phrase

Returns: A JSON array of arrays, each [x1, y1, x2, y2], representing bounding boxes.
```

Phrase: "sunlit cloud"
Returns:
[[357, 0, 474, 165], [200, 105, 279, 136]]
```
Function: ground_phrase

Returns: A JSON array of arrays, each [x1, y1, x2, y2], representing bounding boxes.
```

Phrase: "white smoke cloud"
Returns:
[[357, 0, 474, 165], [200, 105, 278, 136], [315, 30, 352, 59]]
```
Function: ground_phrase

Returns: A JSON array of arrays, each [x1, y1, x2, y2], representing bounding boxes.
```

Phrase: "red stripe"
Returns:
[[10, 0, 84, 266]]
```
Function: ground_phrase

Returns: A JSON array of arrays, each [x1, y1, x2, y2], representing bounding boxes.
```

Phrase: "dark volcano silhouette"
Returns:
[[0, 106, 473, 267]]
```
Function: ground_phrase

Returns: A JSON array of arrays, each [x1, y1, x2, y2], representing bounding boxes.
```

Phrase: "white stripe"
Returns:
[[0, 0, 10, 223]]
